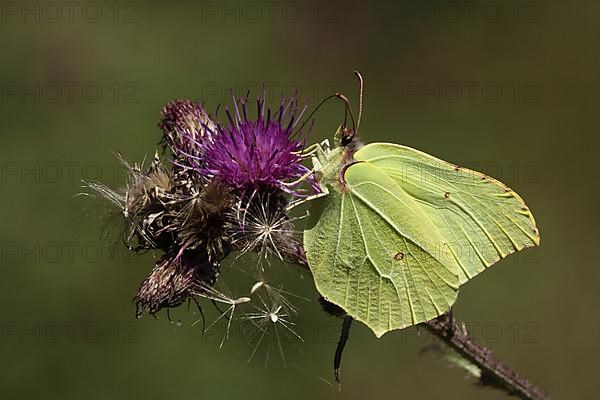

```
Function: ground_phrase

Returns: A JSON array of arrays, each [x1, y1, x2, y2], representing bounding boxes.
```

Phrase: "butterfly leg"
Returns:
[[284, 141, 334, 190], [281, 169, 318, 188], [285, 186, 329, 211], [297, 139, 331, 157]]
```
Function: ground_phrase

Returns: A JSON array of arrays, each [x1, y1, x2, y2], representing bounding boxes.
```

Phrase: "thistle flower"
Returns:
[[189, 96, 319, 196], [159, 99, 216, 161], [88, 91, 319, 325]]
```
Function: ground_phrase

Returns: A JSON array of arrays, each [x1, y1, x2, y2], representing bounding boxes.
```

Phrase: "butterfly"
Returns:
[[303, 73, 540, 338]]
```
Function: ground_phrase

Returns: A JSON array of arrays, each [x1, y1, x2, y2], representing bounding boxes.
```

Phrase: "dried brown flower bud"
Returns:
[[134, 249, 218, 318]]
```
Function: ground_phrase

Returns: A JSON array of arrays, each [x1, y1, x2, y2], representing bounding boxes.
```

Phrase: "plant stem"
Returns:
[[286, 242, 549, 400], [424, 312, 548, 399]]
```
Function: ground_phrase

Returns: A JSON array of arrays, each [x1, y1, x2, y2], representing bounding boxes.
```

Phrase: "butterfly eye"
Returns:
[[340, 127, 355, 146]]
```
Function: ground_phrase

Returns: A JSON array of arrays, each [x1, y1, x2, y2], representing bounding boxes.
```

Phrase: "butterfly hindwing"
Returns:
[[305, 161, 459, 337]]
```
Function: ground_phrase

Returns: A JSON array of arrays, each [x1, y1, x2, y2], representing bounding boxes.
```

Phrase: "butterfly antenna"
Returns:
[[335, 93, 357, 143], [354, 70, 364, 133], [295, 72, 360, 141], [295, 93, 340, 134]]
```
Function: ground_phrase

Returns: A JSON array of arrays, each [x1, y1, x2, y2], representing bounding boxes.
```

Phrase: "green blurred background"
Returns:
[[0, 1, 597, 398]]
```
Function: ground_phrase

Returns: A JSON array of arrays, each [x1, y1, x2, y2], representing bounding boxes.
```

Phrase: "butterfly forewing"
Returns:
[[353, 143, 540, 284]]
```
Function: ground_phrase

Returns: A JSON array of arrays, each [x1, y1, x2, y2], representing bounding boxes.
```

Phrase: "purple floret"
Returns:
[[174, 94, 319, 196]]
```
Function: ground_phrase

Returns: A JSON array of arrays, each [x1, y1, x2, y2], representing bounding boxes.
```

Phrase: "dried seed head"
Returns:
[[85, 152, 175, 251], [120, 153, 175, 251], [123, 152, 173, 214], [134, 249, 219, 318], [168, 181, 236, 261]]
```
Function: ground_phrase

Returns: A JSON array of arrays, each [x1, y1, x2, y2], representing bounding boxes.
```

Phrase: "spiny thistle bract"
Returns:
[[87, 92, 318, 358]]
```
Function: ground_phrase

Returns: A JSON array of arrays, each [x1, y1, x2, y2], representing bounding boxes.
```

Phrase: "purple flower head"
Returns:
[[197, 95, 319, 196], [159, 99, 216, 159]]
